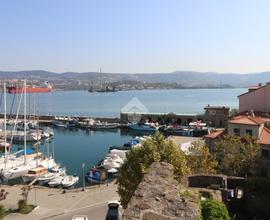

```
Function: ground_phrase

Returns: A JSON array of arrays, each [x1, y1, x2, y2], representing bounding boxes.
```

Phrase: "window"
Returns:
[[246, 129, 252, 136], [233, 128, 240, 136], [261, 149, 270, 158]]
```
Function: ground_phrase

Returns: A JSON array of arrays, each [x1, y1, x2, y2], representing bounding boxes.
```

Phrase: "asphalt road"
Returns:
[[49, 202, 108, 220]]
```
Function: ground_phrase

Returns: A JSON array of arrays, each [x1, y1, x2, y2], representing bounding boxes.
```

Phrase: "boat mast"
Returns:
[[24, 79, 27, 163], [3, 81, 7, 158]]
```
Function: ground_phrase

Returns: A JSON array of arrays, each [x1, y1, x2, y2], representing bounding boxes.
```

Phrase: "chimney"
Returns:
[[250, 109, 255, 118]]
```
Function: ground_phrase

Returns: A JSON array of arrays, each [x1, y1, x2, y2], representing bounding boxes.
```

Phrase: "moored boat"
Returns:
[[61, 175, 79, 188], [48, 176, 65, 187], [85, 167, 108, 183], [52, 120, 67, 128], [128, 122, 158, 132], [37, 166, 66, 185], [22, 166, 47, 183]]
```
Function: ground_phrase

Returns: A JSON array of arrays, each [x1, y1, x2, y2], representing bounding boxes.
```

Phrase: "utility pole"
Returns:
[[82, 163, 85, 191]]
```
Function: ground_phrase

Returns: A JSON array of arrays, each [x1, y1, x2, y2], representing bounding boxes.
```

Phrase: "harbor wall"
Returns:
[[120, 112, 205, 125]]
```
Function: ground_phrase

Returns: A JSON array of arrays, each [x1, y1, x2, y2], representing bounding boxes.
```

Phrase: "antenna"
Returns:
[[24, 79, 27, 163], [3, 81, 7, 157]]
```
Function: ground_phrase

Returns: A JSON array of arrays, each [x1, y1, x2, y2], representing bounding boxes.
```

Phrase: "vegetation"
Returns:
[[201, 199, 230, 220], [187, 141, 218, 174], [17, 200, 35, 214], [180, 189, 199, 203], [117, 132, 190, 208], [16, 186, 35, 215], [0, 189, 9, 219], [215, 135, 260, 177]]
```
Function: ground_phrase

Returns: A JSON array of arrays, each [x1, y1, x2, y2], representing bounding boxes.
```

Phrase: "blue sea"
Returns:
[[4, 88, 246, 117]]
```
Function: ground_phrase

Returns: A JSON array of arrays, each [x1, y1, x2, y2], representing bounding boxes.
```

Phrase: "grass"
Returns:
[[180, 188, 200, 203], [17, 200, 36, 215]]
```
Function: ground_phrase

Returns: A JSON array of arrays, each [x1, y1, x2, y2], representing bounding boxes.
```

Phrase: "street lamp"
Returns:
[[82, 163, 85, 191]]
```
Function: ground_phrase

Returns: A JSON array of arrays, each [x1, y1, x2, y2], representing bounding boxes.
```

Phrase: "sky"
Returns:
[[0, 0, 270, 74]]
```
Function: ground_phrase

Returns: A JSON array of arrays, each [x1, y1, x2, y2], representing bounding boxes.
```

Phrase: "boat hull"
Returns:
[[7, 87, 52, 94], [128, 124, 157, 132]]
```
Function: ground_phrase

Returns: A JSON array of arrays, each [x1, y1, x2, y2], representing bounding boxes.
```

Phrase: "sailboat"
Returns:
[[1, 80, 56, 182]]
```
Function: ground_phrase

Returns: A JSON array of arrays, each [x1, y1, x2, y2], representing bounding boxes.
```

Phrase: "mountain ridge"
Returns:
[[0, 70, 269, 87]]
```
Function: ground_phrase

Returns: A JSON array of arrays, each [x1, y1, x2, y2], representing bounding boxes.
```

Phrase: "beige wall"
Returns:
[[239, 85, 270, 113], [228, 123, 262, 138]]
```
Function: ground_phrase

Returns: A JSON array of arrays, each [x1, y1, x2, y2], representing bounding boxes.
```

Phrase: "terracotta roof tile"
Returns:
[[204, 129, 226, 139], [229, 115, 266, 125], [259, 127, 270, 145]]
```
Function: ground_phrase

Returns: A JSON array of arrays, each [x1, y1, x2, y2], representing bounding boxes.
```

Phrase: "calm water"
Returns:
[[3, 88, 246, 117], [4, 88, 246, 187], [13, 128, 133, 186]]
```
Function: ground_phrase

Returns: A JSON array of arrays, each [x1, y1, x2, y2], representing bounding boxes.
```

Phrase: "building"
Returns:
[[204, 105, 230, 128], [204, 114, 270, 176], [204, 128, 226, 151], [239, 83, 270, 113]]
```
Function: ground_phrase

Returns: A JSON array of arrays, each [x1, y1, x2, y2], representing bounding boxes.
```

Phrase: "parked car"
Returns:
[[106, 201, 121, 220]]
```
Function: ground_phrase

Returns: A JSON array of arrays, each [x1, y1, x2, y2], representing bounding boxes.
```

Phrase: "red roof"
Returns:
[[204, 129, 226, 139], [229, 115, 267, 125], [259, 127, 270, 145]]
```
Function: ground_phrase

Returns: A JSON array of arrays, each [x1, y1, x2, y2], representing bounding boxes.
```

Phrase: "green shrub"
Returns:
[[17, 200, 35, 214], [201, 199, 230, 220], [0, 205, 6, 219]]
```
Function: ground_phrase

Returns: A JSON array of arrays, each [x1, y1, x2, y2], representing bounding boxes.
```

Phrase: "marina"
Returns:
[[0, 88, 244, 188]]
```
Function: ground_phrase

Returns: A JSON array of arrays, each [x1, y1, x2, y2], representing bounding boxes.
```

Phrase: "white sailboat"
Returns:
[[1, 80, 56, 182]]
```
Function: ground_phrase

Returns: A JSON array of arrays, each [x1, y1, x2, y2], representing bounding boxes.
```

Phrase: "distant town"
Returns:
[[1, 70, 270, 91]]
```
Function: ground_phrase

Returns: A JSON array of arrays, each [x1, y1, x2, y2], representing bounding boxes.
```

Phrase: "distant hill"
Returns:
[[0, 70, 270, 87]]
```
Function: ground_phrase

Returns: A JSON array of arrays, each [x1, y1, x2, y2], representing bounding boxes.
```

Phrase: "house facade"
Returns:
[[204, 105, 230, 128], [205, 115, 270, 177], [239, 83, 270, 113]]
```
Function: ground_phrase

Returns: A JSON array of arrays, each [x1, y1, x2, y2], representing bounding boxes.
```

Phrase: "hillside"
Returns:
[[0, 70, 269, 88]]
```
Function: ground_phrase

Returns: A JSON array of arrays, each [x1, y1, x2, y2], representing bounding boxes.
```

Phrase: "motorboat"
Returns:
[[66, 120, 79, 128], [48, 176, 65, 187], [10, 131, 41, 142], [102, 157, 123, 169], [52, 120, 67, 128], [128, 122, 158, 132], [85, 167, 107, 183], [38, 165, 66, 185], [90, 121, 118, 129], [22, 166, 47, 183], [61, 175, 79, 188]]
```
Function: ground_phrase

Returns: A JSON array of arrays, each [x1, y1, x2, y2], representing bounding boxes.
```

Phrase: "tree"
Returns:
[[117, 132, 190, 208], [215, 135, 260, 177], [187, 141, 218, 174], [201, 199, 230, 220]]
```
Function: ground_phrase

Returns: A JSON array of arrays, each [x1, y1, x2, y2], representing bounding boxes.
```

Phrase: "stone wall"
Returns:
[[122, 162, 199, 220], [187, 174, 245, 189]]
